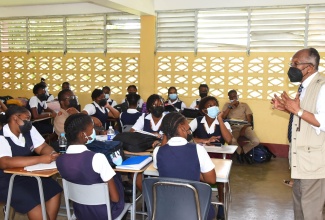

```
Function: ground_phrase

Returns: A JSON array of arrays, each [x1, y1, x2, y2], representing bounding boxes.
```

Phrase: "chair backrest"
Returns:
[[142, 177, 212, 220], [62, 179, 112, 220]]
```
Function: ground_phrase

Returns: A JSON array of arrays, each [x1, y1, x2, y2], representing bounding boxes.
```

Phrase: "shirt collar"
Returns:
[[92, 101, 105, 109], [2, 124, 24, 143], [66, 145, 89, 154], [302, 72, 318, 89], [199, 116, 220, 125], [127, 109, 139, 113], [145, 112, 167, 119], [167, 137, 188, 146]]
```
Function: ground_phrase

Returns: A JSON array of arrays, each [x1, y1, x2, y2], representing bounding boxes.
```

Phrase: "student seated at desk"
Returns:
[[165, 86, 186, 111], [28, 83, 57, 135], [118, 93, 142, 132], [153, 112, 216, 220], [56, 113, 125, 220], [130, 94, 167, 146], [82, 89, 120, 130], [0, 106, 62, 220]]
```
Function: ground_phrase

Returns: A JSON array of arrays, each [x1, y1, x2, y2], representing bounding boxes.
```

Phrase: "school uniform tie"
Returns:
[[287, 84, 303, 143]]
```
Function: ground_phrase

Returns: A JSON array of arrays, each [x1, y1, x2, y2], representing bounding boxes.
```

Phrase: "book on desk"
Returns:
[[115, 155, 152, 170], [24, 161, 57, 172]]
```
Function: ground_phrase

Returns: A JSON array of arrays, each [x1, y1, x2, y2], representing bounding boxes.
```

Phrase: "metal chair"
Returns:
[[62, 179, 131, 220], [142, 177, 212, 220]]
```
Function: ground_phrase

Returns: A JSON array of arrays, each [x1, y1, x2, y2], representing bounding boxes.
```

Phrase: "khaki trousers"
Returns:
[[293, 178, 325, 220], [231, 125, 260, 154]]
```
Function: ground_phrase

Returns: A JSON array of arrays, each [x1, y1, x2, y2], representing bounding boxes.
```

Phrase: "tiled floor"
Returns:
[[2, 157, 298, 220]]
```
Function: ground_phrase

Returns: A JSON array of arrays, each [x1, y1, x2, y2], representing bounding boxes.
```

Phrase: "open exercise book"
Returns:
[[115, 155, 152, 170], [24, 161, 57, 171]]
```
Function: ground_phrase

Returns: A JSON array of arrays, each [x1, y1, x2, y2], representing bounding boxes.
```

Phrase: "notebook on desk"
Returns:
[[115, 155, 152, 170], [24, 161, 57, 171]]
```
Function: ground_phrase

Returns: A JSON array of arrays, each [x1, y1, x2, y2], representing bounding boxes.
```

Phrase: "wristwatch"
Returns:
[[297, 108, 304, 117], [228, 105, 232, 109]]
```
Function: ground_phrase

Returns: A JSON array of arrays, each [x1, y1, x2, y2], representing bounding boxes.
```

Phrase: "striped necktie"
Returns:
[[287, 84, 303, 143]]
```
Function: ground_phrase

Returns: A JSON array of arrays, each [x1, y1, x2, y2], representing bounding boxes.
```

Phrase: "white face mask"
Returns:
[[230, 98, 239, 103], [105, 94, 110, 99]]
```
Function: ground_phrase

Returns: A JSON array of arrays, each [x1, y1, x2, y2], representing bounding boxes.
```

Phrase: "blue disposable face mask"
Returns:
[[169, 93, 177, 100], [84, 129, 96, 145], [207, 106, 220, 119], [105, 94, 110, 99]]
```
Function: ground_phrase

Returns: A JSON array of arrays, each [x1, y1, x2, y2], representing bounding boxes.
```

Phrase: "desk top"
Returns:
[[204, 145, 238, 154], [124, 150, 153, 156], [114, 162, 152, 173], [32, 116, 52, 123], [4, 167, 58, 177], [144, 158, 232, 183]]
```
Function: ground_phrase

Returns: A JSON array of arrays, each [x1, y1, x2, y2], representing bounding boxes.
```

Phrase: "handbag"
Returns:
[[113, 132, 160, 152], [86, 140, 125, 168]]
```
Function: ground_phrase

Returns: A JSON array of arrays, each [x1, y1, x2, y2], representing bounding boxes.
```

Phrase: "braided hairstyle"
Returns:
[[64, 113, 93, 144], [161, 112, 187, 140], [5, 105, 30, 122]]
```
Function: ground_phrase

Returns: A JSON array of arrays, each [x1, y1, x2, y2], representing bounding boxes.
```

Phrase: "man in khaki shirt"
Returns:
[[222, 89, 260, 162]]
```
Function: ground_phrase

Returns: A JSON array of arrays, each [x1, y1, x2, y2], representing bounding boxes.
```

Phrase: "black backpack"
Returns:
[[246, 144, 276, 163], [113, 132, 160, 152]]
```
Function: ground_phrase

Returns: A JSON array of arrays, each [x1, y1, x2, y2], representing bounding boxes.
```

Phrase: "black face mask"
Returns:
[[98, 98, 107, 107], [287, 66, 310, 83], [68, 99, 78, 109], [17, 118, 32, 134], [150, 106, 164, 118], [199, 92, 208, 98], [38, 93, 47, 102]]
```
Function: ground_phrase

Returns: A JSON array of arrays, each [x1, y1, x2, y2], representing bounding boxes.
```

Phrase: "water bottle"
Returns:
[[59, 133, 67, 153], [107, 126, 115, 141]]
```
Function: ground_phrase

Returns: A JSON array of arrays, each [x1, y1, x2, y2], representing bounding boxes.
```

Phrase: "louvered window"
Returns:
[[156, 11, 196, 52], [308, 5, 325, 51], [106, 13, 141, 52], [0, 18, 27, 52]]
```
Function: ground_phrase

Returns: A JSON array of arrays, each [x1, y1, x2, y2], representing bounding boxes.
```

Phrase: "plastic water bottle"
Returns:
[[59, 133, 67, 153], [107, 126, 115, 141]]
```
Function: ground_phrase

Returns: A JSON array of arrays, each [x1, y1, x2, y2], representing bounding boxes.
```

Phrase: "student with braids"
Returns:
[[153, 112, 216, 220], [56, 113, 125, 220], [0, 106, 62, 220], [189, 96, 232, 220]]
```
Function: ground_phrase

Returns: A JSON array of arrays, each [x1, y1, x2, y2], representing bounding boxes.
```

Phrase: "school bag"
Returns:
[[246, 144, 276, 163], [86, 140, 125, 168], [113, 132, 160, 152]]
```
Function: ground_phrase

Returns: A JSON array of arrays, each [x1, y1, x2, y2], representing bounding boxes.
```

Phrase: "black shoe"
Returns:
[[217, 205, 225, 220], [236, 152, 244, 164]]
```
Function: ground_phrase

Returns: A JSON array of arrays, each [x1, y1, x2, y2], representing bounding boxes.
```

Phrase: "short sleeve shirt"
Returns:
[[29, 96, 47, 110], [221, 102, 252, 121]]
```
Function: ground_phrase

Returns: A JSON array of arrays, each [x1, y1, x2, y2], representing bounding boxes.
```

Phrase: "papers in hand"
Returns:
[[115, 155, 152, 170], [24, 161, 57, 171]]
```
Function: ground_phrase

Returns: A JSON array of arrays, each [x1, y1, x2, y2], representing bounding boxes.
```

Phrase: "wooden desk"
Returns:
[[4, 168, 58, 220], [143, 159, 233, 219], [204, 145, 238, 159], [32, 116, 52, 123], [124, 150, 153, 156], [115, 163, 151, 220]]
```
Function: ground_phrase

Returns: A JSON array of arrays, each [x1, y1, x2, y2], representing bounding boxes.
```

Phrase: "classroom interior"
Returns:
[[1, 0, 325, 219]]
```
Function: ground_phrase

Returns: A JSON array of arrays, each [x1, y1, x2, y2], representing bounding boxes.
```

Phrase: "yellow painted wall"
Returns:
[[1, 15, 325, 146]]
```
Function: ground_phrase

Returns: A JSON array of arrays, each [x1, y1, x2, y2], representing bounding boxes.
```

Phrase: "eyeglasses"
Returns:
[[289, 62, 314, 67]]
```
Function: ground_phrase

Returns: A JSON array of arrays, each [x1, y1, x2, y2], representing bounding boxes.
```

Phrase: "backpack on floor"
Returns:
[[247, 144, 276, 163]]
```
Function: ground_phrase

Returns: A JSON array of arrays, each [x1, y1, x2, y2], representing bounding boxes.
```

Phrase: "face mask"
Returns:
[[206, 106, 220, 119], [17, 118, 32, 134], [199, 92, 207, 98], [105, 94, 110, 99], [98, 98, 107, 107], [287, 66, 308, 83], [38, 93, 47, 102], [128, 92, 136, 95], [150, 106, 165, 118], [169, 94, 177, 100], [110, 151, 123, 166], [84, 129, 96, 145], [68, 99, 78, 109], [186, 129, 193, 142]]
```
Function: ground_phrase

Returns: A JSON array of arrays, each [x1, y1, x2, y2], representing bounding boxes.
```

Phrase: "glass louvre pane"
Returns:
[[0, 19, 27, 52], [106, 13, 140, 52], [156, 11, 196, 52], [250, 6, 306, 51], [197, 9, 248, 51], [67, 15, 104, 52], [308, 6, 325, 48], [29, 17, 63, 52]]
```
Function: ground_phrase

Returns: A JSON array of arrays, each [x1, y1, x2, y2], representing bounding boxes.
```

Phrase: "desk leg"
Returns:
[[131, 172, 138, 220], [35, 176, 47, 220], [4, 174, 16, 220]]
